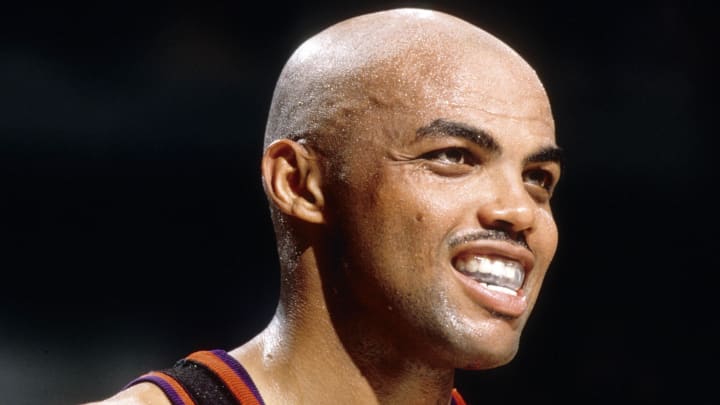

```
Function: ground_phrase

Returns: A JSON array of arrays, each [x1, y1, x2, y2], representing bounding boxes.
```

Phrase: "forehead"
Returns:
[[353, 45, 556, 149]]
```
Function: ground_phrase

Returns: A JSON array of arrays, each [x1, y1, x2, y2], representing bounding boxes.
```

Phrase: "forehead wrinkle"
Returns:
[[450, 103, 556, 127], [416, 119, 501, 153]]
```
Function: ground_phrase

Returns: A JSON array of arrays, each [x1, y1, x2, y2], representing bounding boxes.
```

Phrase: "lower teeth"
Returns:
[[482, 283, 518, 296]]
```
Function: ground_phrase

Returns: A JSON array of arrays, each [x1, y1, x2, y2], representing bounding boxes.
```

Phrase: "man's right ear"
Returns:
[[261, 139, 325, 224]]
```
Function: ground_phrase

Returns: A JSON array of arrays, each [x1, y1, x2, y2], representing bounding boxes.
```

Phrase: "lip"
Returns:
[[450, 240, 535, 318]]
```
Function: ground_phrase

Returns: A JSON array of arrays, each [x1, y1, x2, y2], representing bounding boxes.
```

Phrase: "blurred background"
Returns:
[[1, 1, 716, 404]]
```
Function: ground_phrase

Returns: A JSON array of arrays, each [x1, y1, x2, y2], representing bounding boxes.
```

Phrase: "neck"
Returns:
[[230, 250, 457, 404]]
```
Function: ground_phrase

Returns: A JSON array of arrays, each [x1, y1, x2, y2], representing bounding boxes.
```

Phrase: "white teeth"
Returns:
[[454, 256, 524, 293], [483, 283, 518, 296]]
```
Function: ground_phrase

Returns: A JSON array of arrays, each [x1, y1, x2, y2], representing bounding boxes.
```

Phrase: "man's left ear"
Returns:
[[261, 139, 325, 224]]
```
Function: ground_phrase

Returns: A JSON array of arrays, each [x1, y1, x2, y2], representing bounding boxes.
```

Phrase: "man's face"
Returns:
[[323, 49, 560, 369]]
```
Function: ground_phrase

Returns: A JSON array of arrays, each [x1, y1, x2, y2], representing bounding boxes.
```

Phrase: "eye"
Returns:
[[421, 148, 475, 165], [523, 169, 554, 191]]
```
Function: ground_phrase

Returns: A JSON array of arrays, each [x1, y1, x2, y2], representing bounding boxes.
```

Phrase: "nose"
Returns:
[[476, 171, 536, 236]]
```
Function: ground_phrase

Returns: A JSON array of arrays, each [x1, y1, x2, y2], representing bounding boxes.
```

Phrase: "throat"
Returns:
[[243, 314, 456, 404]]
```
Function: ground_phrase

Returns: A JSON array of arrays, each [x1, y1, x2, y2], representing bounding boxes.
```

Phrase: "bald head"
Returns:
[[262, 8, 555, 272], [263, 8, 551, 153]]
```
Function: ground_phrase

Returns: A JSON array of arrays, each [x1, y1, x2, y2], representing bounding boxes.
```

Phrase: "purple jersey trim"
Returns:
[[211, 349, 266, 405], [124, 374, 191, 405]]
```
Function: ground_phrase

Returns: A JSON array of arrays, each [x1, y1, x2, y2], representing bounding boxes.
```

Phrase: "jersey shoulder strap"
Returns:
[[124, 349, 266, 405]]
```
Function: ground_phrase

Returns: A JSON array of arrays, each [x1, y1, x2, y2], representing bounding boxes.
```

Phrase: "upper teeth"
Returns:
[[454, 256, 525, 293]]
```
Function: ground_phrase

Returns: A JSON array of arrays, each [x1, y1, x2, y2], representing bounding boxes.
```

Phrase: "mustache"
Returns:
[[448, 229, 530, 251]]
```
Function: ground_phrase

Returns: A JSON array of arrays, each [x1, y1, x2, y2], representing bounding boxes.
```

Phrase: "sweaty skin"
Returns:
[[87, 8, 560, 405]]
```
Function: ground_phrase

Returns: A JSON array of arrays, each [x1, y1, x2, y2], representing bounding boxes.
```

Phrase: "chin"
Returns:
[[454, 343, 519, 370], [460, 350, 518, 370], [449, 327, 521, 370]]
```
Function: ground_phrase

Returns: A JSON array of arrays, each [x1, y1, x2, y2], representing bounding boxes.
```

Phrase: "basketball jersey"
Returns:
[[125, 349, 468, 404]]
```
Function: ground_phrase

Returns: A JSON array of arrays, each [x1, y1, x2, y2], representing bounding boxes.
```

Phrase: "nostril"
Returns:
[[490, 219, 517, 236], [493, 219, 513, 230]]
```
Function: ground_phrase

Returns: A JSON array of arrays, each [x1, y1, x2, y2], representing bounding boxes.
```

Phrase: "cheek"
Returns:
[[526, 209, 558, 291], [536, 208, 559, 261], [388, 185, 464, 256], [340, 162, 472, 273], [356, 174, 461, 274]]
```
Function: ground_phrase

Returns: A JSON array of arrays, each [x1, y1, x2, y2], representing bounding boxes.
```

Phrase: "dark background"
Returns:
[[1, 1, 716, 404]]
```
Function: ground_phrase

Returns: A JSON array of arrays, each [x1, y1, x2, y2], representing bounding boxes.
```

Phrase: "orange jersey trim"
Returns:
[[452, 388, 468, 405], [186, 351, 263, 405]]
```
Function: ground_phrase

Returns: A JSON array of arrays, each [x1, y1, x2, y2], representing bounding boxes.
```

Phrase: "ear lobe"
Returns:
[[262, 139, 325, 224]]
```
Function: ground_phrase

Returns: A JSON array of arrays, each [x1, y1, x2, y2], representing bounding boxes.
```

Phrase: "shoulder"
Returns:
[[81, 382, 171, 405]]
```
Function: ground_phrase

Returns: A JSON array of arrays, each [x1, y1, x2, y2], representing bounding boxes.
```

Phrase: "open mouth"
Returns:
[[453, 255, 525, 296]]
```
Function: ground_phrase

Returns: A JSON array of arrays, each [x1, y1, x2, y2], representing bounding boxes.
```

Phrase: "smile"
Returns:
[[453, 255, 525, 296]]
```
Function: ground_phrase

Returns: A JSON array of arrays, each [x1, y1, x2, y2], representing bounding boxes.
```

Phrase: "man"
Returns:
[[87, 7, 561, 405]]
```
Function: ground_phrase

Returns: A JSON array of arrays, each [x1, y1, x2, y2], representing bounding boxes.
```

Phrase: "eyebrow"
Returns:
[[524, 145, 564, 166], [417, 118, 563, 166], [416, 119, 500, 152]]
